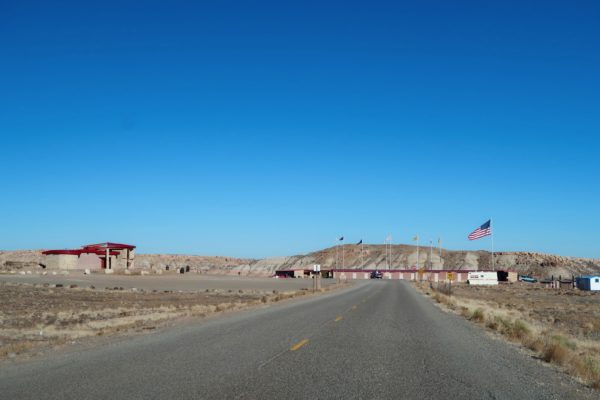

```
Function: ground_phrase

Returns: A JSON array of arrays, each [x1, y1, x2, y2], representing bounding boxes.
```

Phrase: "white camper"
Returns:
[[467, 271, 498, 286]]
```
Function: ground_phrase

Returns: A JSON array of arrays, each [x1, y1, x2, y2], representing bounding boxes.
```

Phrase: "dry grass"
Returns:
[[0, 281, 346, 361], [418, 283, 600, 390], [470, 308, 485, 323]]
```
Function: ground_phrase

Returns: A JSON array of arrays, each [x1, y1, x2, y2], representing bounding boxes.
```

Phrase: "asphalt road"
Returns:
[[0, 273, 334, 292], [0, 281, 595, 399]]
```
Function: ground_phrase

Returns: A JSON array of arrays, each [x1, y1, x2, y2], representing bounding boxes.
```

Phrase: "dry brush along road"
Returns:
[[0, 281, 596, 399]]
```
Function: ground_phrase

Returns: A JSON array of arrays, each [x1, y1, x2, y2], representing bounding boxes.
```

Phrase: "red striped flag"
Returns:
[[468, 220, 492, 240]]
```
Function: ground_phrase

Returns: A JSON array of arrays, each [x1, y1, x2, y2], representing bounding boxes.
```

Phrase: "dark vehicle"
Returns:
[[370, 271, 383, 279]]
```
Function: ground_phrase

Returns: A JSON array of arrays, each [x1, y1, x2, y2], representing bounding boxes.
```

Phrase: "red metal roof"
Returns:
[[42, 242, 134, 256], [42, 250, 83, 256], [42, 249, 120, 256], [83, 242, 136, 250]]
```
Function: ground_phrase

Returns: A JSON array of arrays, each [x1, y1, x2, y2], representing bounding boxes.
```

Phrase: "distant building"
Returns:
[[42, 242, 135, 272], [576, 276, 600, 291], [467, 271, 498, 285]]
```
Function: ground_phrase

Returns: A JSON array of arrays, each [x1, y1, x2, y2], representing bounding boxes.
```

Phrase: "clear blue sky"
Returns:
[[1, 1, 599, 259]]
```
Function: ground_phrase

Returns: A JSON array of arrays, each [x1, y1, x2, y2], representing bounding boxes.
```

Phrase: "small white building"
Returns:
[[576, 276, 600, 291], [467, 271, 498, 285]]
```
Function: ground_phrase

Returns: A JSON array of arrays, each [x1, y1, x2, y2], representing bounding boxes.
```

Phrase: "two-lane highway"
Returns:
[[0, 281, 595, 399]]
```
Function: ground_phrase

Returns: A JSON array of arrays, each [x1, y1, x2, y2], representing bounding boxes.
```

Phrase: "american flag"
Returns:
[[468, 220, 492, 240]]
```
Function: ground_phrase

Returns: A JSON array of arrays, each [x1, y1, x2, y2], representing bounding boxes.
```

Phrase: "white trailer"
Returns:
[[467, 271, 498, 285]]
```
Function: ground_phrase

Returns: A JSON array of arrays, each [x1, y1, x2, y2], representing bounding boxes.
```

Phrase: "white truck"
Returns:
[[467, 271, 498, 285]]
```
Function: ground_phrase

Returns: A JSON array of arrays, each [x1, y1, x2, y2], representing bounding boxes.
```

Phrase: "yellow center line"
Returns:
[[290, 339, 309, 351], [335, 315, 343, 322]]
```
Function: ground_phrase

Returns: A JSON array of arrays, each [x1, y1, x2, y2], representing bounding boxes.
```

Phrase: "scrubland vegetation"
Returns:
[[420, 283, 600, 389]]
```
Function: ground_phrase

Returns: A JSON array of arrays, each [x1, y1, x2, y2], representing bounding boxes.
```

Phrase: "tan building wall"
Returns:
[[114, 248, 135, 269], [44, 254, 79, 270], [77, 253, 102, 270]]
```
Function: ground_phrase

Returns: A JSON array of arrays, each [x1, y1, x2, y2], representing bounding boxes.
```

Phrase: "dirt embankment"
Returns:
[[135, 254, 256, 274]]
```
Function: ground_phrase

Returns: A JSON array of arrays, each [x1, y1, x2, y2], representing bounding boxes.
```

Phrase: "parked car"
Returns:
[[370, 271, 383, 279], [519, 275, 538, 283]]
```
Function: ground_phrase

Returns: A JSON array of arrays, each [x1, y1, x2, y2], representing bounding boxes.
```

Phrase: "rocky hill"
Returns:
[[236, 245, 600, 278], [2, 245, 599, 278]]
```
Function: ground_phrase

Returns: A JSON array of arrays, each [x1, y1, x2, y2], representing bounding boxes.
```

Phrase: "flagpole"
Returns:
[[384, 236, 388, 270], [416, 236, 419, 270], [342, 239, 344, 270], [429, 240, 433, 270], [388, 235, 392, 271], [335, 239, 338, 271], [491, 218, 495, 270], [361, 241, 364, 267]]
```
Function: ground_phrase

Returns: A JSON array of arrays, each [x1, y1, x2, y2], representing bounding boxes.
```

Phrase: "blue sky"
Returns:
[[1, 1, 599, 258]]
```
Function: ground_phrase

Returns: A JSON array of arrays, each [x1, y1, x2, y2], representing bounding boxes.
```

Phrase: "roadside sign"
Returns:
[[447, 272, 455, 281]]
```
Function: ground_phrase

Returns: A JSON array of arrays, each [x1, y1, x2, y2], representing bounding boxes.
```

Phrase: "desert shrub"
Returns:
[[486, 319, 498, 330], [523, 336, 545, 353], [510, 320, 530, 340], [470, 308, 485, 322], [542, 340, 570, 365], [552, 335, 577, 350], [215, 303, 232, 312], [571, 356, 600, 388], [494, 316, 512, 332], [579, 357, 600, 388]]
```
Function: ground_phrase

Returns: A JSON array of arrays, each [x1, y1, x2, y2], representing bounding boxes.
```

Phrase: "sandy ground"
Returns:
[[0, 273, 335, 292], [0, 276, 343, 362], [448, 283, 600, 340]]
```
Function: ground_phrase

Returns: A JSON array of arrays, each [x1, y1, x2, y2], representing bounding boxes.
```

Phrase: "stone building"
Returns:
[[42, 242, 135, 272]]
